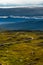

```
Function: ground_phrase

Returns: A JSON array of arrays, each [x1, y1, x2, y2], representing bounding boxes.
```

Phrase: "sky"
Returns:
[[0, 0, 43, 7]]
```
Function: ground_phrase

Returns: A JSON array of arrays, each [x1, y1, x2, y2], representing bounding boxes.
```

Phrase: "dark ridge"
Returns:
[[0, 30, 43, 33]]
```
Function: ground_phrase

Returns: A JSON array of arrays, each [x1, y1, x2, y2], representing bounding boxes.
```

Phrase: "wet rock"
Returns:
[[0, 63, 2, 65], [37, 42, 43, 47], [34, 58, 40, 61], [0, 43, 5, 47], [37, 36, 43, 39]]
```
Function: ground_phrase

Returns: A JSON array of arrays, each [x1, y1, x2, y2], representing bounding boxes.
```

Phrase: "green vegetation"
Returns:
[[0, 31, 43, 65]]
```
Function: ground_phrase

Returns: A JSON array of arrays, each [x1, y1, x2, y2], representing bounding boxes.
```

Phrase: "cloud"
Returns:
[[0, 0, 43, 8], [0, 0, 43, 5]]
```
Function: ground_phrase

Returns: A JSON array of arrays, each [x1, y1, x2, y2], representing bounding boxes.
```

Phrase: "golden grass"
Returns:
[[0, 31, 43, 65]]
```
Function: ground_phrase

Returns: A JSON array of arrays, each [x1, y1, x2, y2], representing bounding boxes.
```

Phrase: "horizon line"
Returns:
[[0, 5, 43, 8]]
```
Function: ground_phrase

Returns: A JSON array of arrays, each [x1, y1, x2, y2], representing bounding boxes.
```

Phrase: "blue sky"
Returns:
[[0, 0, 43, 7]]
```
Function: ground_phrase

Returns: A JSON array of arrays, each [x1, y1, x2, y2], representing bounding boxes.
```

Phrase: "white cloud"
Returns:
[[0, 0, 43, 5]]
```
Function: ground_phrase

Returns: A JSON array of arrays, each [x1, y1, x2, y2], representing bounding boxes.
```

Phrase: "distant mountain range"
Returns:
[[0, 7, 43, 16]]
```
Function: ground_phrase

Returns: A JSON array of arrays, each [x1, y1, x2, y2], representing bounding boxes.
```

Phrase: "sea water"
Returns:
[[0, 8, 43, 31]]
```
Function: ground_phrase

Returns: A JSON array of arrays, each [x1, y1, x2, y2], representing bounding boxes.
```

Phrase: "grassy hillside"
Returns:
[[0, 31, 43, 65]]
